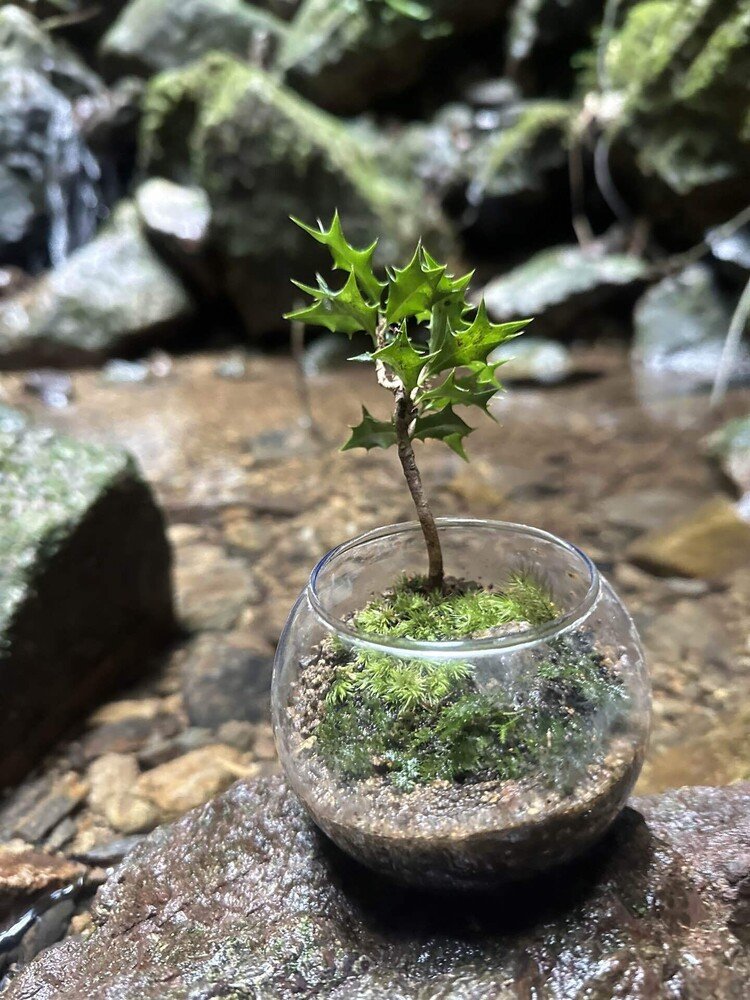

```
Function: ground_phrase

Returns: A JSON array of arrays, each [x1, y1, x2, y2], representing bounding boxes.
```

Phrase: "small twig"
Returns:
[[290, 308, 324, 445], [710, 275, 750, 408], [568, 117, 596, 249]]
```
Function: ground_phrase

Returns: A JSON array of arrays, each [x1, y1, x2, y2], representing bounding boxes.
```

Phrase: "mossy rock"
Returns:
[[605, 0, 750, 237], [279, 0, 513, 114], [140, 54, 450, 336], [99, 0, 287, 79], [0, 409, 175, 786], [482, 244, 648, 336]]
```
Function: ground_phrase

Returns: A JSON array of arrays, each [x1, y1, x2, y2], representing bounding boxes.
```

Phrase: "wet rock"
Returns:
[[135, 178, 214, 293], [628, 498, 750, 578], [0, 6, 105, 271], [605, 0, 750, 239], [71, 835, 144, 868], [136, 728, 212, 770], [0, 774, 87, 845], [173, 542, 263, 631], [706, 415, 750, 497], [601, 488, 700, 534], [182, 631, 275, 728], [81, 712, 182, 763], [489, 335, 573, 384], [482, 245, 647, 336], [22, 369, 75, 409], [87, 754, 159, 836], [100, 358, 150, 384], [100, 0, 286, 78], [0, 843, 84, 911], [0, 203, 194, 368], [140, 55, 448, 336], [134, 745, 250, 823], [279, 0, 510, 115], [632, 264, 750, 389], [0, 413, 175, 785], [7, 777, 750, 998]]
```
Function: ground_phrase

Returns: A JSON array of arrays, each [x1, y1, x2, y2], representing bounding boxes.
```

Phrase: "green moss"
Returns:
[[351, 572, 557, 643], [313, 576, 625, 792], [474, 101, 572, 198]]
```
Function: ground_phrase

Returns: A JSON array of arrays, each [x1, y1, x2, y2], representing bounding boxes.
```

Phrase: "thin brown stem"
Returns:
[[394, 390, 444, 591]]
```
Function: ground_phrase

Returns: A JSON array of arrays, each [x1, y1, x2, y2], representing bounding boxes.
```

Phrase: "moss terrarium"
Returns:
[[272, 216, 650, 890]]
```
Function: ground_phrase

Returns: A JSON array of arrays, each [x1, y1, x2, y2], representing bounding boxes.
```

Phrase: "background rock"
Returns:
[[0, 410, 175, 785], [0, 203, 194, 368], [5, 777, 749, 998], [0, 6, 105, 270], [181, 631, 275, 727], [140, 55, 448, 337], [100, 0, 287, 79], [482, 244, 647, 336]]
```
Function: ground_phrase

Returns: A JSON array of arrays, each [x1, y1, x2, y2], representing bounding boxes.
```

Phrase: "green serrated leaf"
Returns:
[[371, 325, 432, 392], [428, 301, 530, 374], [341, 407, 397, 451], [291, 211, 384, 302], [418, 367, 502, 414], [385, 244, 445, 323], [412, 406, 472, 459], [285, 271, 378, 337]]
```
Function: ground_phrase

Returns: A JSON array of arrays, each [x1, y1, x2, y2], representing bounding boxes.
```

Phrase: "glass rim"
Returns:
[[307, 518, 601, 655]]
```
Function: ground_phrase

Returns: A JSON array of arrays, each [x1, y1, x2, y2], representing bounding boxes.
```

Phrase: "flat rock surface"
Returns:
[[6, 776, 749, 999]]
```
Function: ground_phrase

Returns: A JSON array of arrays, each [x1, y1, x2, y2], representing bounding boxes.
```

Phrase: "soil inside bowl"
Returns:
[[287, 572, 642, 886]]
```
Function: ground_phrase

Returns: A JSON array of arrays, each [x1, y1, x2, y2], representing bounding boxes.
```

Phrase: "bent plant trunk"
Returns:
[[394, 391, 444, 590]]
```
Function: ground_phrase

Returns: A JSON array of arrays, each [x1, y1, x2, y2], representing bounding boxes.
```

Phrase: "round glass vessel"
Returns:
[[272, 519, 650, 890]]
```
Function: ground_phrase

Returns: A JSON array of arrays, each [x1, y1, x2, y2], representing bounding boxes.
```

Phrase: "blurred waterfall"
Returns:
[[44, 87, 102, 267]]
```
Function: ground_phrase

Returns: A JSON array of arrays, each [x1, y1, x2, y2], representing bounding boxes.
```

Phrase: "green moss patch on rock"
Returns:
[[0, 409, 175, 786], [604, 0, 750, 232], [140, 54, 448, 335]]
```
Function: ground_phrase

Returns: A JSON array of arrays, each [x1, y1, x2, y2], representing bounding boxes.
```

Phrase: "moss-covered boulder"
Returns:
[[6, 777, 750, 997], [605, 0, 750, 238], [278, 0, 513, 114], [100, 0, 286, 79], [140, 54, 449, 336], [482, 244, 648, 336], [0, 202, 194, 368], [0, 408, 175, 787]]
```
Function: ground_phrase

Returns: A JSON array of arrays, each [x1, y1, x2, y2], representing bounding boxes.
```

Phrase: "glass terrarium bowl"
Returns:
[[272, 519, 650, 891]]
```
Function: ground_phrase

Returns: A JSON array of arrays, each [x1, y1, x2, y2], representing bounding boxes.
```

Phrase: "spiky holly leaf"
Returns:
[[427, 301, 530, 375], [285, 271, 378, 337], [341, 407, 397, 451], [419, 366, 502, 414], [385, 244, 446, 323], [291, 212, 384, 302], [412, 406, 472, 460], [372, 325, 432, 393]]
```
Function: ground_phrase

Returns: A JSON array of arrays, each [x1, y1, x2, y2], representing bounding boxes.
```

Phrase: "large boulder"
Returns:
[[5, 776, 750, 997], [278, 0, 514, 114], [632, 263, 750, 389], [0, 408, 175, 787], [0, 6, 105, 270], [482, 244, 648, 336], [140, 55, 448, 336], [605, 0, 750, 240], [0, 202, 195, 368], [99, 0, 287, 79]]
